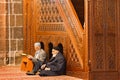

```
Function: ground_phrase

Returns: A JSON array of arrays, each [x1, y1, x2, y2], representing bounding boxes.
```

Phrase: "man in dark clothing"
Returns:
[[39, 46, 66, 76]]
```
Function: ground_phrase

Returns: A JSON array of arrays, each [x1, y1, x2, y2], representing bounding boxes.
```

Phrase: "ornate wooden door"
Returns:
[[88, 0, 119, 80]]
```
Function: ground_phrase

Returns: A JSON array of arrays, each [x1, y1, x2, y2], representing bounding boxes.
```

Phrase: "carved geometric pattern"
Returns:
[[106, 0, 116, 33], [106, 34, 116, 70], [37, 0, 63, 23], [35, 0, 65, 32], [105, 0, 116, 70], [93, 0, 104, 33], [93, 34, 104, 70], [38, 24, 65, 32], [89, 0, 118, 79], [91, 0, 117, 72], [67, 39, 81, 67]]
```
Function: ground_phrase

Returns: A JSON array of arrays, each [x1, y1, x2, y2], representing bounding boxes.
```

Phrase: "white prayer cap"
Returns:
[[34, 42, 41, 47]]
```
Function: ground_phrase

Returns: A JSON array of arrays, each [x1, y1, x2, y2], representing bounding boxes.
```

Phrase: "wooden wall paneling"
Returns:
[[119, 0, 120, 80], [89, 0, 119, 80], [23, 0, 31, 54], [23, 0, 35, 55], [23, 0, 27, 54], [118, 0, 120, 79], [105, 0, 117, 71], [23, 0, 88, 79], [90, 0, 106, 71], [29, 0, 35, 56], [23, 0, 120, 79]]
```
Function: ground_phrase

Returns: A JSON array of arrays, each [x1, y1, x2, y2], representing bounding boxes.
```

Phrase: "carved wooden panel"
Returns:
[[105, 0, 117, 71], [35, 0, 65, 33], [90, 0, 117, 71], [37, 24, 65, 32], [37, 0, 63, 23], [92, 34, 105, 71], [23, 0, 120, 79], [23, 0, 86, 79], [89, 0, 119, 80], [90, 72, 118, 80], [23, 0, 35, 55], [89, 0, 105, 71], [67, 38, 81, 69]]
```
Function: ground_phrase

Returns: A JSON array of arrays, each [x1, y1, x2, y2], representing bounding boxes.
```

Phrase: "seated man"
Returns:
[[39, 46, 66, 76], [26, 42, 46, 75]]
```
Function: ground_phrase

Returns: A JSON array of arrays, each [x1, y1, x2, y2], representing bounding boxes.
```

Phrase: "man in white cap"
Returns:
[[26, 42, 46, 75]]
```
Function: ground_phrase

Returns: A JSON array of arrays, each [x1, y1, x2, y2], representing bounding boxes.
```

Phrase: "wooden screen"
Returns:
[[23, 0, 87, 79]]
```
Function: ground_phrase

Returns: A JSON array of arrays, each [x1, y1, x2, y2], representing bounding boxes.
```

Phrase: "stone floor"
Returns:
[[0, 66, 83, 80]]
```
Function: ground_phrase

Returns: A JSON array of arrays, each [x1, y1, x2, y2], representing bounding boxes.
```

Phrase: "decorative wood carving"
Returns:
[[37, 0, 63, 23], [67, 38, 81, 69], [23, 0, 87, 79], [93, 34, 104, 71], [23, 0, 120, 79], [37, 24, 65, 32], [89, 0, 119, 80], [23, 0, 35, 55]]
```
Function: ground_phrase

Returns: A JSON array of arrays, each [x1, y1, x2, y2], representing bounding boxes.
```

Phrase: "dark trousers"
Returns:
[[39, 70, 58, 76], [32, 60, 42, 73]]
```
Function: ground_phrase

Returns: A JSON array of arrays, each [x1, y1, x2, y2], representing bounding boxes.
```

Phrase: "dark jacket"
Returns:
[[46, 52, 66, 75]]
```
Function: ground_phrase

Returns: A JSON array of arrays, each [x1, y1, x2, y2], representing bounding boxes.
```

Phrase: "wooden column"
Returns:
[[0, 0, 6, 65]]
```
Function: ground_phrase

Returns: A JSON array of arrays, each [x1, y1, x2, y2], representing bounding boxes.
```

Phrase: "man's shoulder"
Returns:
[[40, 49, 46, 54], [56, 53, 65, 59]]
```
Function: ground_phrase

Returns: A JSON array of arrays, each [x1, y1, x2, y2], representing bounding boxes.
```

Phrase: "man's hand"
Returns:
[[44, 67, 50, 71], [41, 64, 46, 70], [27, 55, 33, 59]]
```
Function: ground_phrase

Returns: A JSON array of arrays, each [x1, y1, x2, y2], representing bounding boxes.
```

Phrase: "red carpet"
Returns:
[[0, 66, 82, 80]]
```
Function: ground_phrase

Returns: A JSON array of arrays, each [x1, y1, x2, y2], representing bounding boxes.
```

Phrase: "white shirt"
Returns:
[[52, 54, 57, 57], [34, 50, 40, 58]]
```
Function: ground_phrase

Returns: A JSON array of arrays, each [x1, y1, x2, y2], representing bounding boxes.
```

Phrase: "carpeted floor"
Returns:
[[0, 66, 82, 80]]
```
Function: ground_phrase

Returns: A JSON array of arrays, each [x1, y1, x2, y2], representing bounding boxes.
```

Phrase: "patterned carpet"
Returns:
[[0, 66, 82, 80]]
